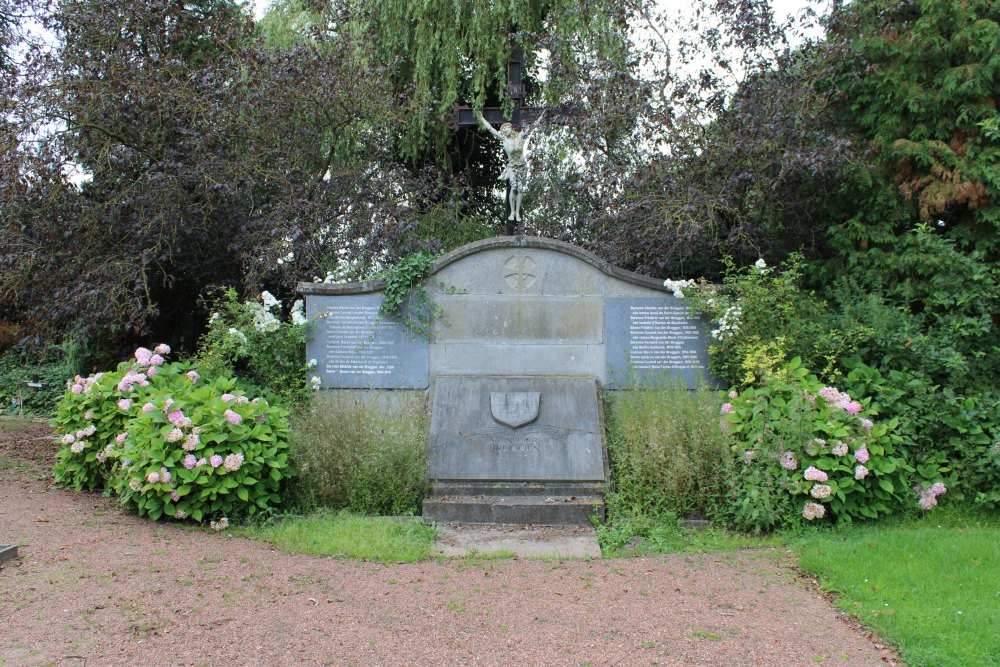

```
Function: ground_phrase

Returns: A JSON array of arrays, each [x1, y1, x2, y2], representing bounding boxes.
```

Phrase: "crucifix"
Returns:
[[448, 45, 544, 235]]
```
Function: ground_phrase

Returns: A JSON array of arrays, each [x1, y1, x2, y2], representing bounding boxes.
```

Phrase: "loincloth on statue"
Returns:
[[500, 162, 528, 192]]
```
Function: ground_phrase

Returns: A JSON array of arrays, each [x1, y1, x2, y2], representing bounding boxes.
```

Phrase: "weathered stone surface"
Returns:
[[433, 296, 602, 342], [306, 294, 429, 389], [0, 544, 17, 565], [429, 344, 603, 377], [427, 376, 606, 482]]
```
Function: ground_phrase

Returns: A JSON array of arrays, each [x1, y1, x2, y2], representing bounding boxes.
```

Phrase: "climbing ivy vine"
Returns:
[[378, 251, 442, 339]]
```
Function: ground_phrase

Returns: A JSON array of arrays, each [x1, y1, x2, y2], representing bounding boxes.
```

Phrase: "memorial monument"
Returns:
[[300, 236, 715, 525]]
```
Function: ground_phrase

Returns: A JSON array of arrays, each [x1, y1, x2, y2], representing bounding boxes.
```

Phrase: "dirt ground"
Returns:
[[0, 419, 898, 667]]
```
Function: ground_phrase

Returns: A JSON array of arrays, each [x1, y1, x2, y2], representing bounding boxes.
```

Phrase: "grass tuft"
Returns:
[[239, 511, 436, 563]]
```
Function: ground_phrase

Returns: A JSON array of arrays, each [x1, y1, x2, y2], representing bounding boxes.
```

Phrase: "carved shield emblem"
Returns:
[[490, 392, 541, 429]]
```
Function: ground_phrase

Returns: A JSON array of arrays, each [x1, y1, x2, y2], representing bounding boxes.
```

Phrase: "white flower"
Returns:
[[228, 327, 248, 345], [291, 299, 308, 326], [307, 358, 317, 368], [755, 258, 767, 270], [662, 278, 695, 298], [251, 303, 281, 333], [309, 376, 322, 390], [70, 441, 85, 454], [209, 312, 220, 324], [261, 291, 280, 311]]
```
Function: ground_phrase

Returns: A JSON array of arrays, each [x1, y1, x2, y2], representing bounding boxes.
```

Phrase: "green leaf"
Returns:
[[236, 487, 249, 502], [878, 479, 894, 493]]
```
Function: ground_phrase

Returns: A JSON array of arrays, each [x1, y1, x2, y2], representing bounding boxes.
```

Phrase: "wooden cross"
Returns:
[[446, 47, 543, 132]]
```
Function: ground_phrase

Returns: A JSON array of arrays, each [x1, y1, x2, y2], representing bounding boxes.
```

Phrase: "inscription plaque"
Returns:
[[306, 294, 429, 389], [605, 297, 714, 388]]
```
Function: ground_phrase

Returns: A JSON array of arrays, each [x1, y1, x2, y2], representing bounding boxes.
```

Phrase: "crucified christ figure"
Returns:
[[474, 109, 541, 223]]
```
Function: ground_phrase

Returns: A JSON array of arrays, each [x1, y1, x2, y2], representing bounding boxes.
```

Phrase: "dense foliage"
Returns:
[[195, 288, 312, 407], [287, 392, 428, 516], [606, 385, 730, 520], [720, 358, 950, 531], [52, 345, 291, 523], [1, 0, 428, 344], [1, 0, 996, 528]]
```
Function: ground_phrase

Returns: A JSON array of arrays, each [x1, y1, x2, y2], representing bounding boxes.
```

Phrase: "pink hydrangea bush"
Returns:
[[719, 357, 930, 530], [54, 345, 290, 524], [112, 370, 289, 524], [53, 362, 153, 490]]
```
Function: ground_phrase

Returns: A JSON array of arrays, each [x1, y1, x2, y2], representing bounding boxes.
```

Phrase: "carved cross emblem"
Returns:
[[504, 255, 536, 289]]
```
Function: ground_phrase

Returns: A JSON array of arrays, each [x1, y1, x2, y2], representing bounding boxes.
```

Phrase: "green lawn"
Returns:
[[796, 510, 1000, 667], [238, 511, 436, 563]]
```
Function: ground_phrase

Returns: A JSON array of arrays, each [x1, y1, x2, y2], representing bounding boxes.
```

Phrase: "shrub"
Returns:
[[689, 255, 845, 387], [195, 287, 311, 407], [718, 358, 952, 531], [52, 345, 291, 524], [606, 383, 730, 520], [1, 343, 79, 417], [843, 360, 999, 509], [287, 391, 428, 515]]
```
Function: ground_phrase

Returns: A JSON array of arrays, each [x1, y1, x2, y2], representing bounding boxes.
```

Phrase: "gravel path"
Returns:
[[0, 421, 897, 666]]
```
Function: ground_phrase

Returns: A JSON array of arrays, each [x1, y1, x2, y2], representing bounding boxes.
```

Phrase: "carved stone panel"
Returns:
[[428, 377, 605, 481]]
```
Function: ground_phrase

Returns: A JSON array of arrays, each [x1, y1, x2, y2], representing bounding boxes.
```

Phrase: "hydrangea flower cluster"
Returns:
[[802, 502, 826, 520], [804, 466, 829, 482], [818, 386, 862, 414], [251, 291, 282, 333], [291, 300, 308, 326], [66, 372, 103, 395], [810, 484, 832, 499], [916, 483, 948, 510]]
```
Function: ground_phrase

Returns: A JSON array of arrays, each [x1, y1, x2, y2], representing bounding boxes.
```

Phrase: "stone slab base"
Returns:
[[423, 494, 604, 526], [432, 524, 602, 559], [0, 544, 18, 565]]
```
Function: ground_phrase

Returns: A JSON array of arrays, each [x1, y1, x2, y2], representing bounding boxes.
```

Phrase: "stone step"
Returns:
[[430, 480, 607, 498], [423, 494, 604, 526]]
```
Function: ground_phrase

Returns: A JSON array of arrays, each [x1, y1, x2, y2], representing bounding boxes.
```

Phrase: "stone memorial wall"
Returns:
[[300, 236, 715, 390], [300, 237, 718, 524]]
